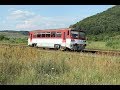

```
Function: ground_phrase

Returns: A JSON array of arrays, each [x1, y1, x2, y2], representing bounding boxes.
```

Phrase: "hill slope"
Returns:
[[0, 30, 29, 38], [70, 5, 120, 41]]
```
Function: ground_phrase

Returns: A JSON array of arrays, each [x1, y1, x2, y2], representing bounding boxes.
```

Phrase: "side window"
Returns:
[[51, 32, 56, 37], [33, 35, 37, 38], [46, 32, 51, 38], [41, 32, 45, 37], [37, 33, 41, 38], [33, 33, 37, 38], [56, 32, 61, 37]]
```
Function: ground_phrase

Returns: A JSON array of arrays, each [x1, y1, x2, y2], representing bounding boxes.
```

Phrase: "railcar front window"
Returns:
[[71, 31, 85, 39], [71, 31, 79, 39], [80, 32, 85, 39]]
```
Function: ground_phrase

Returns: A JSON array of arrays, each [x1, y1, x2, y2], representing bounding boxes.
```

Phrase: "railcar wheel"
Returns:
[[54, 44, 60, 50], [32, 44, 35, 47], [32, 43, 37, 47], [60, 46, 66, 51]]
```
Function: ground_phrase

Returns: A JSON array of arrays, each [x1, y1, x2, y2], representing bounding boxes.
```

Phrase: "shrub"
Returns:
[[0, 34, 9, 41]]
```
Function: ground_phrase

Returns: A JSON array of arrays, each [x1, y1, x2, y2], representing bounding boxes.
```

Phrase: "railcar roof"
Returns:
[[30, 28, 85, 32], [30, 28, 71, 32]]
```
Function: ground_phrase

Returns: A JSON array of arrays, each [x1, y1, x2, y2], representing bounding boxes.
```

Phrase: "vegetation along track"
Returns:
[[0, 44, 120, 56], [83, 49, 120, 56]]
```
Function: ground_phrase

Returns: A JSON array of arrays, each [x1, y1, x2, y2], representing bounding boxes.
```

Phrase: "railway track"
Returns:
[[83, 49, 120, 56], [0, 44, 120, 56]]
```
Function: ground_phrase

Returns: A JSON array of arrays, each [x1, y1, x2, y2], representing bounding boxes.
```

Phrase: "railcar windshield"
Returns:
[[71, 31, 85, 39], [80, 31, 85, 39], [71, 31, 79, 39]]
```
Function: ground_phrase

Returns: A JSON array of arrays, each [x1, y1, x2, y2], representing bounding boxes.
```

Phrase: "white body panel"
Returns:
[[28, 38, 86, 50]]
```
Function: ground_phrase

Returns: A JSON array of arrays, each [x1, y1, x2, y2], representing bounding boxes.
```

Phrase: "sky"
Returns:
[[0, 5, 114, 31]]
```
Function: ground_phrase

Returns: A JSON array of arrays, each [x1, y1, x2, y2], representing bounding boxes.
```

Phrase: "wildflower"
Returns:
[[51, 68, 54, 70]]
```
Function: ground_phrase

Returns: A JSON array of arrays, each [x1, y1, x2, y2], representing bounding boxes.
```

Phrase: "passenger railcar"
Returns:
[[28, 28, 86, 51]]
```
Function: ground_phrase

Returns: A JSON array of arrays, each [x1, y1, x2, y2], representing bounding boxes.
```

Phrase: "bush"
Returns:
[[0, 35, 9, 41], [9, 38, 27, 44]]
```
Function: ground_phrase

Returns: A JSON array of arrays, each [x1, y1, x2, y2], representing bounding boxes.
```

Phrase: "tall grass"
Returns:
[[86, 35, 120, 50], [0, 44, 120, 85], [86, 40, 120, 50], [106, 39, 120, 49]]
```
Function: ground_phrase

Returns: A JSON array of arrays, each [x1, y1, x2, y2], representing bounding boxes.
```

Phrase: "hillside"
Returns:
[[0, 30, 29, 44], [70, 5, 120, 41], [0, 30, 29, 38]]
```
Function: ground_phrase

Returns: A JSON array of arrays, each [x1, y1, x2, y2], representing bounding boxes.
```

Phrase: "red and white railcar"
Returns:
[[28, 28, 86, 51]]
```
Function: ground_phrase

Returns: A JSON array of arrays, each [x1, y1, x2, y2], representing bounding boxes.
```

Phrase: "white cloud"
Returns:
[[16, 18, 39, 29], [8, 8, 16, 12], [16, 23, 37, 29], [5, 9, 82, 30], [15, 15, 78, 30], [7, 10, 35, 20], [12, 10, 34, 16]]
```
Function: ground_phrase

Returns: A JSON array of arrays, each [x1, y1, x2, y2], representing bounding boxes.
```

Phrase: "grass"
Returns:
[[0, 44, 120, 85], [86, 41, 106, 50], [86, 40, 120, 50], [86, 35, 120, 50]]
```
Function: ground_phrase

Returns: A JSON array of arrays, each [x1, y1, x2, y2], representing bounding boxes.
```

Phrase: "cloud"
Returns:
[[8, 8, 16, 12], [16, 20, 38, 29], [5, 9, 82, 30], [15, 15, 78, 30], [7, 10, 35, 20]]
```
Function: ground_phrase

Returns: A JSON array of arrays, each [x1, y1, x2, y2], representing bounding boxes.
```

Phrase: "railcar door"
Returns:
[[62, 32, 66, 43], [30, 33, 32, 42]]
